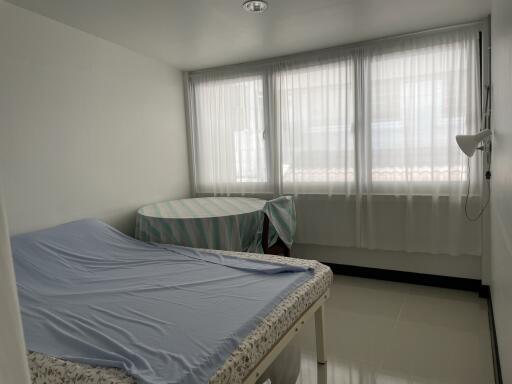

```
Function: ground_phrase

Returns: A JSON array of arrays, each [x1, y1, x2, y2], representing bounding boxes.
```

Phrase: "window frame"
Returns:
[[187, 70, 274, 194], [185, 19, 488, 197]]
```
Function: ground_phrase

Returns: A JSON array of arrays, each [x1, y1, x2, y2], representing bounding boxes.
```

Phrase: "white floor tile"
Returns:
[[293, 275, 494, 384]]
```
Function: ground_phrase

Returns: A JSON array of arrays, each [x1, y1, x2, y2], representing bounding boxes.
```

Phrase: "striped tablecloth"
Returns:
[[135, 196, 295, 253]]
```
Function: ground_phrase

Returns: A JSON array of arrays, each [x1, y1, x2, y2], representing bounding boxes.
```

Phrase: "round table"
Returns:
[[135, 197, 295, 253]]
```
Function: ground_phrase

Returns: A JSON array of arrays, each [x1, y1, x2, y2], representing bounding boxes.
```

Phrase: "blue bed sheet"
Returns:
[[12, 219, 312, 384]]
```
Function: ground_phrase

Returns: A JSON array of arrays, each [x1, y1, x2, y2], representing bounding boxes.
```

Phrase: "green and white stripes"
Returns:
[[135, 197, 295, 253]]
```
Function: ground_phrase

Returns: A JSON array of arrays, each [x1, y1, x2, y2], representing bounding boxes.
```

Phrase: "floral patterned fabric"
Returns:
[[27, 251, 332, 384]]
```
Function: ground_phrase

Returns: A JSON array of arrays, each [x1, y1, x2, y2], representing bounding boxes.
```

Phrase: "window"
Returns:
[[366, 36, 479, 193], [275, 58, 355, 195], [191, 73, 270, 194], [187, 27, 481, 196]]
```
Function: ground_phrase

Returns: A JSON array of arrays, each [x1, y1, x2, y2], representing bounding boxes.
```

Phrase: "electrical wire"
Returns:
[[464, 85, 491, 221], [464, 158, 490, 221]]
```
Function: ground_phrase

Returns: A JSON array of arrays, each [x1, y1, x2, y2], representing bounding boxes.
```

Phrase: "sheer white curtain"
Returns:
[[273, 54, 356, 195], [186, 25, 483, 256], [358, 28, 481, 254], [189, 71, 270, 195]]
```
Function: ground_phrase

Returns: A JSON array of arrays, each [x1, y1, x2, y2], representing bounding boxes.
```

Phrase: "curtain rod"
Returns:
[[186, 17, 488, 75]]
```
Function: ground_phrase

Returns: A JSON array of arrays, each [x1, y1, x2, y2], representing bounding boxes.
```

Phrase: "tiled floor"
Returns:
[[295, 275, 494, 384]]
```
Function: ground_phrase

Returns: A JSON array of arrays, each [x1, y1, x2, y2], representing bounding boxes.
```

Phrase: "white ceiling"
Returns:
[[7, 0, 491, 70]]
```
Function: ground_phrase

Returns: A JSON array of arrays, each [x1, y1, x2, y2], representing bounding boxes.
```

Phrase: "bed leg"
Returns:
[[315, 305, 327, 364]]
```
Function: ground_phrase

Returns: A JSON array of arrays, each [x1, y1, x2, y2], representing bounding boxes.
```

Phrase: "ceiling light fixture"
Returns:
[[242, 0, 268, 14]]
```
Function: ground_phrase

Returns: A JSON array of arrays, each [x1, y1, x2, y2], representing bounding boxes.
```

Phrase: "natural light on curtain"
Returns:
[[191, 72, 269, 194], [188, 27, 480, 198], [361, 29, 480, 196], [186, 25, 483, 255], [274, 56, 355, 195], [357, 28, 481, 254]]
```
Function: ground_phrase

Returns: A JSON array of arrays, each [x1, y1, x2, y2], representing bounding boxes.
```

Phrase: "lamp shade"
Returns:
[[456, 130, 492, 157]]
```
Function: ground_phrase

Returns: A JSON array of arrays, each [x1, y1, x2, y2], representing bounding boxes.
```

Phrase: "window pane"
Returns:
[[275, 59, 355, 195], [193, 74, 269, 193], [187, 29, 480, 197], [367, 36, 479, 194]]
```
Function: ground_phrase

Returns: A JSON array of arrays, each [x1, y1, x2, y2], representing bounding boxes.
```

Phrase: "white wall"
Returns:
[[293, 196, 483, 279], [0, 193, 30, 384], [0, 1, 190, 235], [293, 244, 482, 279], [490, 0, 512, 381]]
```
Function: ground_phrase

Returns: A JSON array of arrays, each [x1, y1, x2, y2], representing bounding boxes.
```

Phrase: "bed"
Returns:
[[12, 219, 332, 384]]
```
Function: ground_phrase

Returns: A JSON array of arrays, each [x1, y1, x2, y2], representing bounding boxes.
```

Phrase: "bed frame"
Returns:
[[242, 289, 330, 384]]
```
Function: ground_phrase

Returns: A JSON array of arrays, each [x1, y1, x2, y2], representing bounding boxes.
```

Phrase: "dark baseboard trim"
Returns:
[[481, 285, 503, 384], [324, 262, 503, 384], [479, 284, 491, 298], [324, 262, 482, 291]]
